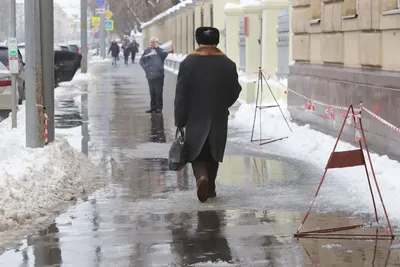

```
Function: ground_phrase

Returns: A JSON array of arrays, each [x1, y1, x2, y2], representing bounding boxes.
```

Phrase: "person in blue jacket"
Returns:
[[140, 37, 168, 113]]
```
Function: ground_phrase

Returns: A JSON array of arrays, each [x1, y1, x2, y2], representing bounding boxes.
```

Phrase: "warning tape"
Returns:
[[362, 106, 400, 133], [43, 109, 49, 143], [243, 70, 400, 134]]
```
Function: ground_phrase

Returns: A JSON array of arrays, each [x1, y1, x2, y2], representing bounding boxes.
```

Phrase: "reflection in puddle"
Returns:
[[55, 99, 83, 128], [219, 156, 298, 186]]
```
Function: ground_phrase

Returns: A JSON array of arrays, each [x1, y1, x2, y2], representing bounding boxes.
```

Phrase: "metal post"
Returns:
[[81, 0, 88, 73], [40, 0, 54, 143], [100, 11, 106, 58], [25, 0, 44, 148], [10, 0, 17, 129]]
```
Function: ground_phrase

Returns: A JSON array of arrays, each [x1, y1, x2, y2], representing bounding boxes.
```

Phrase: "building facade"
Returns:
[[54, 3, 71, 43], [16, 1, 24, 42], [289, 0, 400, 157]]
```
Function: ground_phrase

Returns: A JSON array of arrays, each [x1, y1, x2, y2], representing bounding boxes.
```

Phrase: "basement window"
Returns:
[[382, 0, 400, 15], [309, 0, 321, 24], [342, 0, 359, 19]]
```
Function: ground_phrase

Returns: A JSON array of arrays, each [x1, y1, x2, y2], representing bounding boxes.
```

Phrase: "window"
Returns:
[[201, 6, 204, 26], [193, 10, 195, 50], [311, 0, 321, 19], [382, 0, 399, 12], [210, 4, 214, 27], [343, 0, 358, 17]]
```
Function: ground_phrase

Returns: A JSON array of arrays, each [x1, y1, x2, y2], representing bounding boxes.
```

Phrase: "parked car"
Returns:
[[67, 43, 81, 54], [18, 43, 26, 62], [0, 45, 82, 110], [55, 44, 70, 52], [54, 50, 82, 87], [0, 45, 25, 104], [0, 61, 18, 110]]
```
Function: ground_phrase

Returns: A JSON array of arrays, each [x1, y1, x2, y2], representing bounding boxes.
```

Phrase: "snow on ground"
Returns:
[[0, 106, 101, 234], [231, 102, 400, 228], [0, 67, 103, 248]]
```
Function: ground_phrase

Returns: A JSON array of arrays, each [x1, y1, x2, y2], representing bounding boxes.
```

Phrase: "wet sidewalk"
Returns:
[[0, 61, 399, 266]]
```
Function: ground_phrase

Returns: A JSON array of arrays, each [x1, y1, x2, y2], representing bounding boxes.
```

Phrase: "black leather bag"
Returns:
[[168, 128, 188, 171]]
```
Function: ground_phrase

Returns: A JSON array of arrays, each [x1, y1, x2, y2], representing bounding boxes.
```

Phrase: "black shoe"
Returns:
[[154, 109, 162, 113], [197, 176, 209, 202], [208, 191, 216, 198], [145, 109, 154, 113]]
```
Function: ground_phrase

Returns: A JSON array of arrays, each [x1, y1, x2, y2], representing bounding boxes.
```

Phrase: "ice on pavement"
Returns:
[[230, 102, 400, 227]]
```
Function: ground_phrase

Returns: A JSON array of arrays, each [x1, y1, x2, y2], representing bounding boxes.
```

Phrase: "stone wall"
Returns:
[[289, 0, 400, 158]]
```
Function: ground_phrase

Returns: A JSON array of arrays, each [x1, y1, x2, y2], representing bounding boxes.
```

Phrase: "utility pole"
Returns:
[[25, 0, 45, 148], [10, 0, 17, 129], [81, 0, 88, 73], [100, 11, 106, 59], [40, 0, 54, 143]]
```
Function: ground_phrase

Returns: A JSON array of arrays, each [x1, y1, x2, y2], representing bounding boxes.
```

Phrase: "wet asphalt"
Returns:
[[0, 60, 399, 266]]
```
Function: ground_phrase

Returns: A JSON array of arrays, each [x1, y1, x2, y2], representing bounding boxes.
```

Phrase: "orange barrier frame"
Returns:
[[294, 105, 395, 239]]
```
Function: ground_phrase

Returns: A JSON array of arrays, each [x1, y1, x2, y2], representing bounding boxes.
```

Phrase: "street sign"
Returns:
[[105, 10, 113, 19], [7, 38, 18, 74], [95, 0, 105, 7], [93, 26, 100, 32], [92, 16, 100, 27], [95, 8, 106, 14], [105, 20, 114, 31], [94, 32, 100, 39]]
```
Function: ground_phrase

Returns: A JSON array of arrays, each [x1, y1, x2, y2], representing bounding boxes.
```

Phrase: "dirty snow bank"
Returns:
[[0, 106, 101, 237], [231, 103, 400, 227]]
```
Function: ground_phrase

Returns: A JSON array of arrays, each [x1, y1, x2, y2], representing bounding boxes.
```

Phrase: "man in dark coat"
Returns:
[[140, 37, 168, 113], [174, 27, 242, 202]]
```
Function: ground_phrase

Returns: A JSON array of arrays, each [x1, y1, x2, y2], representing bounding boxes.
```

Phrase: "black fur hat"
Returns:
[[195, 27, 220, 45]]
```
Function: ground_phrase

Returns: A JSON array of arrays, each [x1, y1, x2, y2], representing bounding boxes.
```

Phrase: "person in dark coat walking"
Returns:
[[140, 37, 168, 113], [130, 40, 139, 63], [108, 41, 120, 65], [174, 27, 242, 202], [122, 38, 131, 65]]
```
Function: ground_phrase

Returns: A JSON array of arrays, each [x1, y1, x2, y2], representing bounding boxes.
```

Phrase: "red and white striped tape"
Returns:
[[362, 106, 400, 133], [43, 109, 49, 143], [237, 69, 400, 134]]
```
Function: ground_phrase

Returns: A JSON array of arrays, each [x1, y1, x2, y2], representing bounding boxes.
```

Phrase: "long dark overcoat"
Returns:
[[174, 46, 242, 163]]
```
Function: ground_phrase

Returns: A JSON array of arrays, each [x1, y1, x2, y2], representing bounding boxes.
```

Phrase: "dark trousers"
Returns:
[[148, 77, 164, 111], [192, 139, 219, 193], [131, 52, 136, 62], [124, 53, 129, 64]]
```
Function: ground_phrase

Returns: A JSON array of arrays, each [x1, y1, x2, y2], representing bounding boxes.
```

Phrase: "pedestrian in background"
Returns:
[[122, 37, 131, 65], [140, 37, 168, 114], [174, 27, 242, 202], [130, 39, 139, 63], [108, 40, 120, 65]]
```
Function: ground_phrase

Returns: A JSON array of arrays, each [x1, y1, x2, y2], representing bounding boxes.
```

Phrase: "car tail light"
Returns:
[[5, 65, 9, 70], [0, 80, 11, 87]]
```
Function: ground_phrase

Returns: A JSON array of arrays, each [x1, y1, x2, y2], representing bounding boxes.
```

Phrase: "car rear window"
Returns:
[[69, 45, 79, 53], [0, 48, 8, 66]]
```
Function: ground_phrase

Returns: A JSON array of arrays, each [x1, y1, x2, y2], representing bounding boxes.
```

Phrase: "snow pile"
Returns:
[[0, 106, 101, 235], [231, 102, 400, 225], [141, 0, 194, 29], [165, 53, 187, 74]]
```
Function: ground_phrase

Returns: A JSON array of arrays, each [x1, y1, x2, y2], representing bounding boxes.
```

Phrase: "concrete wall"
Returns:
[[289, 0, 400, 158]]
